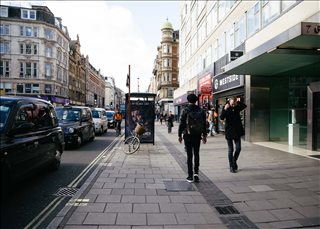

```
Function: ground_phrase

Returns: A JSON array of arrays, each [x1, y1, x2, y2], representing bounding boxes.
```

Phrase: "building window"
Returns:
[[234, 15, 246, 47], [25, 84, 31, 93], [226, 26, 234, 52], [34, 45, 37, 54], [33, 63, 37, 78], [57, 50, 62, 62], [17, 84, 24, 93], [32, 84, 39, 93], [45, 84, 52, 94], [168, 88, 173, 97], [0, 7, 8, 17], [44, 28, 54, 40], [21, 9, 36, 20], [20, 26, 38, 37], [63, 53, 67, 64], [45, 47, 52, 58], [57, 66, 61, 80], [262, 0, 280, 26], [217, 34, 226, 58], [63, 69, 67, 82], [26, 63, 31, 78], [247, 2, 260, 37], [45, 63, 52, 78], [26, 44, 32, 54], [0, 61, 10, 77], [20, 63, 24, 77], [0, 24, 9, 35], [0, 42, 9, 54], [282, 0, 296, 12]]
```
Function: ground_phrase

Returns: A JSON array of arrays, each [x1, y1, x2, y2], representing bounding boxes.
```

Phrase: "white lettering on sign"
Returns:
[[219, 75, 239, 86]]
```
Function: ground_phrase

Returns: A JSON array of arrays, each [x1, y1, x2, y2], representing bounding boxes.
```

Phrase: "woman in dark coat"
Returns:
[[220, 97, 247, 173]]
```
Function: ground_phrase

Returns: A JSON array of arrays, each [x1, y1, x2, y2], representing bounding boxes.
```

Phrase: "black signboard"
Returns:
[[125, 93, 156, 144], [230, 50, 243, 61], [212, 74, 244, 94]]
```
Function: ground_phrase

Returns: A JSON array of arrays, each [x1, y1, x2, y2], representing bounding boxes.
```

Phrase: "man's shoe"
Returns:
[[193, 174, 199, 182], [230, 167, 236, 173], [186, 176, 194, 183], [234, 161, 238, 171]]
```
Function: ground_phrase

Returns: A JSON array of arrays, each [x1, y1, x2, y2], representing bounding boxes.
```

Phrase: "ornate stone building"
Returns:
[[68, 35, 86, 105], [153, 19, 179, 114], [0, 4, 70, 105]]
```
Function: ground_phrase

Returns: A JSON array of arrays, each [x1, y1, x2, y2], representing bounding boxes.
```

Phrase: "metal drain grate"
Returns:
[[215, 206, 240, 215], [54, 187, 79, 197]]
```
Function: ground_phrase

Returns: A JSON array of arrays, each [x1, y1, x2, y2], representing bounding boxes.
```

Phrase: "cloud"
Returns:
[[3, 1, 153, 92]]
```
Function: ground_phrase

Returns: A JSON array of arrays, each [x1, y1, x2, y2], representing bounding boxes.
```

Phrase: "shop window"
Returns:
[[17, 84, 24, 93]]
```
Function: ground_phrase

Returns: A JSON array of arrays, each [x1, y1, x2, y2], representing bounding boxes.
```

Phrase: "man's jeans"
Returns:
[[184, 135, 201, 177], [226, 138, 241, 168]]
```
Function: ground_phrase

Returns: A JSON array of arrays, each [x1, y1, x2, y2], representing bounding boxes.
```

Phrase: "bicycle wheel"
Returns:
[[121, 136, 140, 154]]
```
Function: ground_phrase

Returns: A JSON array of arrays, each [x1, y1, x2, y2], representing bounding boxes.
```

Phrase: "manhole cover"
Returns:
[[215, 206, 240, 215], [54, 187, 79, 197], [163, 181, 195, 192]]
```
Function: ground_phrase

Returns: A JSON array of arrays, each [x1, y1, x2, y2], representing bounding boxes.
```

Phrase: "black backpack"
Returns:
[[186, 108, 204, 136]]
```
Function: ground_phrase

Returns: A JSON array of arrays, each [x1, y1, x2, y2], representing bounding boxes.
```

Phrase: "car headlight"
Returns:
[[68, 127, 74, 133]]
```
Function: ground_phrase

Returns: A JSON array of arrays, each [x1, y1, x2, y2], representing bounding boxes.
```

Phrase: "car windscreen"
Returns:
[[92, 110, 101, 118], [0, 101, 13, 131], [55, 107, 81, 121]]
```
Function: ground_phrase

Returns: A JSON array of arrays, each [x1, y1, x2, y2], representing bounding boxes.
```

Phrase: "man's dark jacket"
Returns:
[[178, 104, 207, 138], [220, 102, 247, 140]]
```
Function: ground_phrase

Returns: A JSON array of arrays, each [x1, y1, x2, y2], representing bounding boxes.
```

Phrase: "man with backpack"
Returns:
[[178, 93, 207, 183]]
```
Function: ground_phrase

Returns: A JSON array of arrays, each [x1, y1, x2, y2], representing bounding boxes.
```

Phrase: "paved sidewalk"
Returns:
[[48, 122, 320, 229]]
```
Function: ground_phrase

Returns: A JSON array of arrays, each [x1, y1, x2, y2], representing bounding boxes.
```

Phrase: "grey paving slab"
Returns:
[[135, 188, 157, 196], [170, 196, 194, 203], [103, 183, 125, 189], [291, 196, 319, 206], [111, 188, 134, 195], [99, 226, 130, 229], [64, 226, 98, 229], [122, 195, 146, 203], [146, 183, 166, 189], [164, 226, 195, 229], [159, 203, 187, 213], [96, 178, 116, 183], [245, 200, 276, 210], [201, 212, 223, 224], [132, 226, 163, 229], [194, 225, 228, 229], [66, 212, 87, 225], [125, 183, 146, 189], [244, 210, 279, 223], [92, 182, 104, 189], [147, 213, 177, 225], [95, 195, 122, 203], [191, 196, 208, 204], [83, 213, 117, 225], [147, 196, 171, 203], [75, 203, 106, 213], [293, 206, 320, 218], [104, 203, 132, 213], [184, 204, 214, 213], [269, 220, 303, 229], [133, 204, 160, 213], [270, 208, 305, 221], [116, 213, 147, 225], [108, 173, 128, 178], [175, 213, 207, 225], [268, 198, 300, 208], [89, 189, 112, 195]]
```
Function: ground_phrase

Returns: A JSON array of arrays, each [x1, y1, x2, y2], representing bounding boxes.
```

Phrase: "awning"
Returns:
[[221, 22, 320, 76]]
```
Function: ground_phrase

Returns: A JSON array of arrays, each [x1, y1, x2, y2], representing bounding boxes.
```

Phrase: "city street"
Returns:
[[0, 129, 119, 229]]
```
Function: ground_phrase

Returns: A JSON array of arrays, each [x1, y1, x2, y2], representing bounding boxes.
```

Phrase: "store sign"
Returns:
[[198, 73, 212, 95], [230, 50, 244, 61], [301, 22, 320, 35], [212, 74, 244, 94]]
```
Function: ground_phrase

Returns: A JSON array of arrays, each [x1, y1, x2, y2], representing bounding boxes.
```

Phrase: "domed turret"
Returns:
[[162, 18, 173, 30]]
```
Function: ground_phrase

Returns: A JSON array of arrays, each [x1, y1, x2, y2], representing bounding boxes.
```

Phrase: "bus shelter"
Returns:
[[125, 93, 156, 144]]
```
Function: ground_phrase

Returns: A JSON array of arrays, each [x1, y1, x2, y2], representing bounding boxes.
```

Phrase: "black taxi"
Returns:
[[55, 105, 95, 148], [0, 96, 65, 186]]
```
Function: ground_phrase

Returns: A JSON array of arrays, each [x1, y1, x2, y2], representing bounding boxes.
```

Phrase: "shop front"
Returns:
[[221, 21, 320, 151], [198, 73, 212, 110], [212, 74, 245, 133], [173, 93, 189, 122]]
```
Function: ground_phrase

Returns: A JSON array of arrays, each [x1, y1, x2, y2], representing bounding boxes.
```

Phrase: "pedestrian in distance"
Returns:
[[167, 111, 174, 133], [220, 97, 247, 173], [160, 113, 163, 125], [178, 93, 207, 183], [114, 109, 123, 136], [208, 108, 218, 136]]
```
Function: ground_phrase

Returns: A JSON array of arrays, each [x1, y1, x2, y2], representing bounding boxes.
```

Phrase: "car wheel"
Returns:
[[76, 135, 82, 148], [51, 148, 62, 170], [89, 130, 95, 142]]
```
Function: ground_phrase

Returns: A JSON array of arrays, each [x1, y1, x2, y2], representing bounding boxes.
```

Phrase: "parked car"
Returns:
[[55, 106, 95, 148], [106, 111, 115, 128], [92, 108, 108, 135], [0, 96, 65, 186]]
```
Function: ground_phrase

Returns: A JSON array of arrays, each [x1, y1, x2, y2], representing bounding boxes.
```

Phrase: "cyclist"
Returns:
[[114, 109, 123, 136]]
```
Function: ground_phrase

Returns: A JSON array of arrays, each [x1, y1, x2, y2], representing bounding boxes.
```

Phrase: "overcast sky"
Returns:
[[3, 1, 180, 93]]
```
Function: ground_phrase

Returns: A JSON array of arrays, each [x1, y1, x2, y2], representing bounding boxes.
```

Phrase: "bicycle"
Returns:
[[121, 123, 145, 154], [115, 120, 121, 136]]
